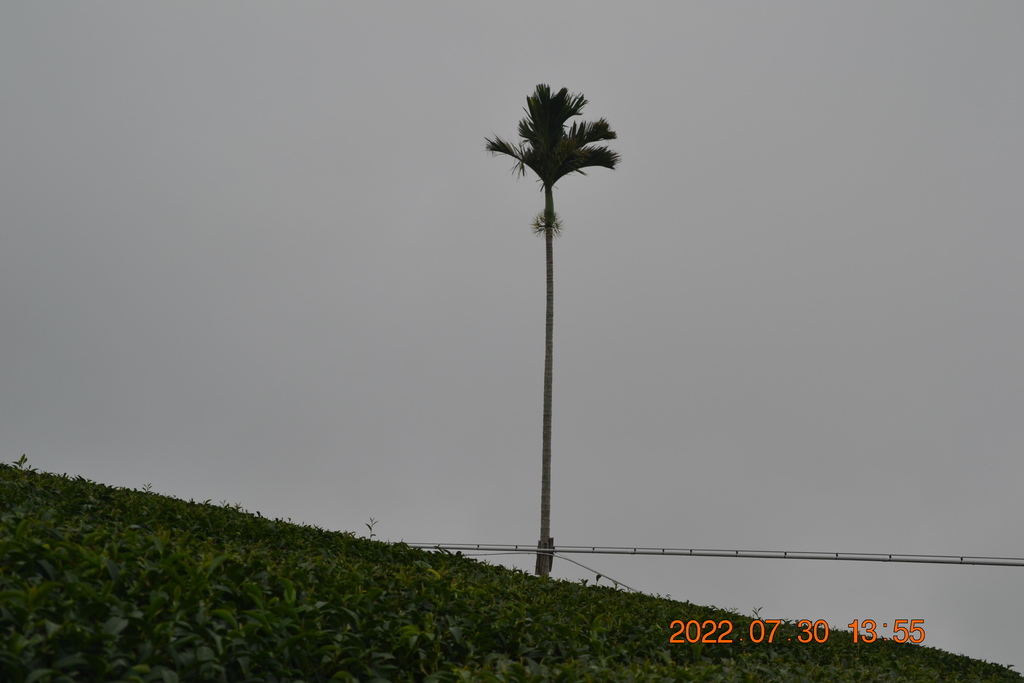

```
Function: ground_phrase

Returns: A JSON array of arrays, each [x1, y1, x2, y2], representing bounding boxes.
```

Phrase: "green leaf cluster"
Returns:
[[485, 83, 620, 195], [1, 458, 1019, 682]]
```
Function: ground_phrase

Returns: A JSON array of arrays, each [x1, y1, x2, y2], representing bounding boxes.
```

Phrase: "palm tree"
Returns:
[[486, 84, 619, 576]]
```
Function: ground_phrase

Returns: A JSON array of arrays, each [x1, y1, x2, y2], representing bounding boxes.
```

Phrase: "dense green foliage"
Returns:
[[2, 457, 1019, 682]]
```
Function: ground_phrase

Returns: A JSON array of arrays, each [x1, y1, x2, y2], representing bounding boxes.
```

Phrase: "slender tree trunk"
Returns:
[[536, 185, 555, 576]]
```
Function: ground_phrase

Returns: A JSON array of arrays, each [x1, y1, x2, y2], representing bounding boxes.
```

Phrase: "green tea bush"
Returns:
[[1, 457, 1019, 682]]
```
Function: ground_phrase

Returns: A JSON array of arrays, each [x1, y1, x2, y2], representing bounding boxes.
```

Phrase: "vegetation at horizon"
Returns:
[[2, 456, 1019, 682]]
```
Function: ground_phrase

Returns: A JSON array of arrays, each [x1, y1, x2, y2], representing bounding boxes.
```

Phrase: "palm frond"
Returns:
[[566, 118, 617, 146], [485, 135, 529, 177], [575, 145, 621, 172], [518, 85, 588, 152]]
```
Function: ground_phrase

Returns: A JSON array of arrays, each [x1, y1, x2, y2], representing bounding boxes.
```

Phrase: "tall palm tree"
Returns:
[[486, 84, 619, 576]]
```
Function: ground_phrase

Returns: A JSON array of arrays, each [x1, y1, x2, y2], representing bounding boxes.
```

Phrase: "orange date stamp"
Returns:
[[669, 619, 926, 644]]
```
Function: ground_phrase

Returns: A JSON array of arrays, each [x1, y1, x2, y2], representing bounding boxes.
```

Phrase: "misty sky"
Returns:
[[2, 2, 1023, 673]]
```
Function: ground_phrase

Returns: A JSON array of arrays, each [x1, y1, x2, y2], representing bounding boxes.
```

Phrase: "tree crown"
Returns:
[[486, 84, 620, 190]]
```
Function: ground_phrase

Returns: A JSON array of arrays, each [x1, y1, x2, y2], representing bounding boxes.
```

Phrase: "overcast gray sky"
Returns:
[[3, 1, 1022, 673]]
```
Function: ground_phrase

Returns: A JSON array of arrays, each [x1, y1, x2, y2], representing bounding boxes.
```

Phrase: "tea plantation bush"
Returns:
[[2, 457, 1019, 682]]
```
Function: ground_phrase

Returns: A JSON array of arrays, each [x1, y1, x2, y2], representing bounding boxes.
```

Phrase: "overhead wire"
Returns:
[[405, 543, 1024, 568], [448, 548, 639, 593]]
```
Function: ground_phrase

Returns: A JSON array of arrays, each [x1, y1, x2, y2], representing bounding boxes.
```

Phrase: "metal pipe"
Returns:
[[404, 543, 1024, 567]]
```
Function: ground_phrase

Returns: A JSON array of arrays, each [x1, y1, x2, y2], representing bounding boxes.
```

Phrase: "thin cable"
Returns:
[[422, 549, 639, 592], [404, 543, 1024, 568], [548, 552, 639, 593]]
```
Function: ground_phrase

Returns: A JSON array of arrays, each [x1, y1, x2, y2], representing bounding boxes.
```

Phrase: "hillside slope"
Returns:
[[2, 457, 1019, 682]]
